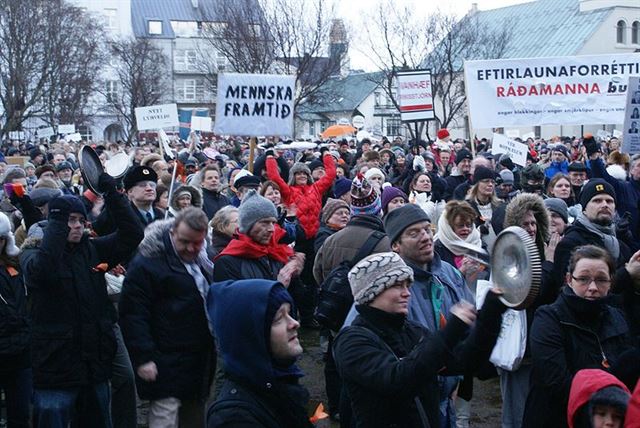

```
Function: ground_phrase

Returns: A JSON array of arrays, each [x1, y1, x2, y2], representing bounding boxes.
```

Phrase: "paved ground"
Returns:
[[297, 327, 503, 427]]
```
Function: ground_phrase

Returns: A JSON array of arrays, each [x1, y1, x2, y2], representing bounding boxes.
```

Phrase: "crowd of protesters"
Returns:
[[0, 128, 639, 428]]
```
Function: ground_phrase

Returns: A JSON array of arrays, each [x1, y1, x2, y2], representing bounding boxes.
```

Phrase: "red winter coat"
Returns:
[[567, 369, 630, 428], [625, 380, 640, 428], [266, 154, 336, 239]]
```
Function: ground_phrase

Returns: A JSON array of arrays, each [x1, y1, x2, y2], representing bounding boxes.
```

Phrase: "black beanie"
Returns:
[[455, 149, 473, 164], [383, 203, 430, 244], [579, 179, 616, 208], [264, 284, 296, 354], [589, 386, 630, 416], [472, 166, 496, 184]]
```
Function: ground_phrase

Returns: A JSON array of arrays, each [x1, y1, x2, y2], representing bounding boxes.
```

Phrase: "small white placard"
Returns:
[[58, 124, 76, 135], [491, 133, 528, 167], [191, 116, 212, 132], [135, 103, 179, 131], [39, 127, 55, 138]]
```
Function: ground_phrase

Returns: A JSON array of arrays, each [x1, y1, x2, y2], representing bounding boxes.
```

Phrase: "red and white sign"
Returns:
[[396, 70, 435, 122]]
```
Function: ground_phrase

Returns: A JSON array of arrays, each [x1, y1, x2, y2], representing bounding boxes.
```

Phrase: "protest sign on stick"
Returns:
[[135, 104, 179, 131], [214, 73, 295, 137]]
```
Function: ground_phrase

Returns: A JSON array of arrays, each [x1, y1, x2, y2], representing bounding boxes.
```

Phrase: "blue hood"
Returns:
[[208, 279, 298, 389]]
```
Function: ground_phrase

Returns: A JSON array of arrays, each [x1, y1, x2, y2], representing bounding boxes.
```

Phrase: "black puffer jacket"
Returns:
[[522, 287, 634, 428], [213, 254, 284, 282], [20, 190, 143, 388], [0, 262, 29, 373], [120, 220, 215, 401], [334, 302, 504, 428], [201, 188, 230, 220]]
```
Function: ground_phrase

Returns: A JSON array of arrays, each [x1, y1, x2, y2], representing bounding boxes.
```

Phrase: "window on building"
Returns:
[[103, 8, 117, 30], [386, 118, 401, 136], [374, 92, 381, 107], [309, 121, 315, 137], [616, 20, 627, 44], [77, 125, 92, 141], [105, 81, 119, 103], [176, 79, 205, 102], [148, 20, 163, 35], [171, 21, 198, 37], [216, 51, 227, 71], [320, 121, 327, 132], [633, 21, 639, 44], [175, 49, 197, 72], [202, 21, 228, 35]]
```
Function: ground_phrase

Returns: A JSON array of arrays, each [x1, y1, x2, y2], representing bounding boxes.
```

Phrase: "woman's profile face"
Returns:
[[567, 258, 611, 300]]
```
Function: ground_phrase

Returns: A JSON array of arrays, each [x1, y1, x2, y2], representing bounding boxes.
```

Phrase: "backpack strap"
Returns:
[[350, 230, 386, 267]]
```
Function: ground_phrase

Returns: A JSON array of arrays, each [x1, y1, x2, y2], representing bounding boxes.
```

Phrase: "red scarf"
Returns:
[[215, 225, 293, 264]]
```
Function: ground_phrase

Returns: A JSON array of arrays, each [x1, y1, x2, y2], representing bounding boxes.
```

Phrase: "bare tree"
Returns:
[[199, 0, 346, 113], [104, 38, 169, 143], [267, 0, 347, 110], [198, 0, 273, 87], [361, 2, 511, 140], [42, 5, 106, 129], [0, 0, 104, 139]]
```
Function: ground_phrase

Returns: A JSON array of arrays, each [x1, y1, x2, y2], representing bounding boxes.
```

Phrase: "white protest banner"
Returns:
[[464, 53, 640, 128], [622, 76, 640, 153], [491, 133, 528, 166], [191, 116, 212, 132], [396, 70, 435, 122], [352, 115, 365, 129], [135, 104, 179, 131], [613, 129, 623, 138], [596, 129, 610, 140], [214, 73, 295, 136], [38, 127, 55, 138], [58, 124, 76, 135], [8, 131, 24, 140]]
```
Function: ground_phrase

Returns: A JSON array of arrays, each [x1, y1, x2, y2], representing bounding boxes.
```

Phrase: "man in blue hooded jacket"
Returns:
[[206, 279, 313, 428]]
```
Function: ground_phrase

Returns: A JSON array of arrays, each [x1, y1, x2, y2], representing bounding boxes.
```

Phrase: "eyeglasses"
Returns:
[[571, 276, 611, 287]]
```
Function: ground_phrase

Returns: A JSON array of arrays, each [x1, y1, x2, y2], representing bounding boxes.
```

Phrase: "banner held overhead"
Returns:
[[214, 73, 295, 136], [396, 70, 435, 122], [464, 53, 640, 128], [622, 76, 640, 154]]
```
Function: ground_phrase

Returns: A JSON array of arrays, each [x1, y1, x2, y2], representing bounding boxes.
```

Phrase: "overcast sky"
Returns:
[[339, 0, 532, 71]]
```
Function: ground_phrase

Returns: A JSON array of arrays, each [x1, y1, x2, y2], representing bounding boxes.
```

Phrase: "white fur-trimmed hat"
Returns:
[[348, 252, 413, 305], [0, 212, 19, 256]]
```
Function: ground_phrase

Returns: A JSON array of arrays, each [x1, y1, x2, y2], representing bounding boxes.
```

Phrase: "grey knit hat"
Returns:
[[238, 189, 278, 234], [544, 198, 568, 223], [288, 162, 313, 185], [383, 203, 430, 244], [348, 252, 414, 305]]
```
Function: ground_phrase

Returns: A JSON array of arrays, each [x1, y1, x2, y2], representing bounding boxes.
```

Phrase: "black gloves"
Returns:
[[97, 173, 118, 195], [583, 136, 599, 158]]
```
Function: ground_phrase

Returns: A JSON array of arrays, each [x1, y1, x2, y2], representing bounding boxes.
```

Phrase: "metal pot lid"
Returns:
[[105, 152, 130, 178], [79, 145, 103, 195], [491, 226, 542, 310]]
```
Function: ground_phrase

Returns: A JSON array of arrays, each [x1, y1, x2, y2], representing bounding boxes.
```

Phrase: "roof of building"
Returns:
[[465, 0, 612, 60], [298, 72, 385, 115], [131, 0, 261, 38]]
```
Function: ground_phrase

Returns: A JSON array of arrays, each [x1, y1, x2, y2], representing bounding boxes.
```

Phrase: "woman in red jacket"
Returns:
[[266, 152, 336, 327]]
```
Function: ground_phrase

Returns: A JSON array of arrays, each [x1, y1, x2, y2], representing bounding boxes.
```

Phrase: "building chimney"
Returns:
[[470, 3, 478, 15], [191, 0, 198, 8]]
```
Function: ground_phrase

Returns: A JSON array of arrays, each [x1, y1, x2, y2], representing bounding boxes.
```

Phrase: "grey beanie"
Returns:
[[238, 189, 278, 234], [29, 187, 63, 207], [348, 252, 414, 305], [383, 203, 430, 244], [499, 169, 514, 185], [544, 198, 568, 223]]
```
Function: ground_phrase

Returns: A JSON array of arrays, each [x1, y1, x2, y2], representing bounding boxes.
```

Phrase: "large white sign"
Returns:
[[38, 127, 55, 138], [464, 53, 640, 128], [396, 70, 435, 122], [491, 133, 528, 167], [214, 73, 295, 136], [135, 104, 179, 131], [622, 76, 640, 153]]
